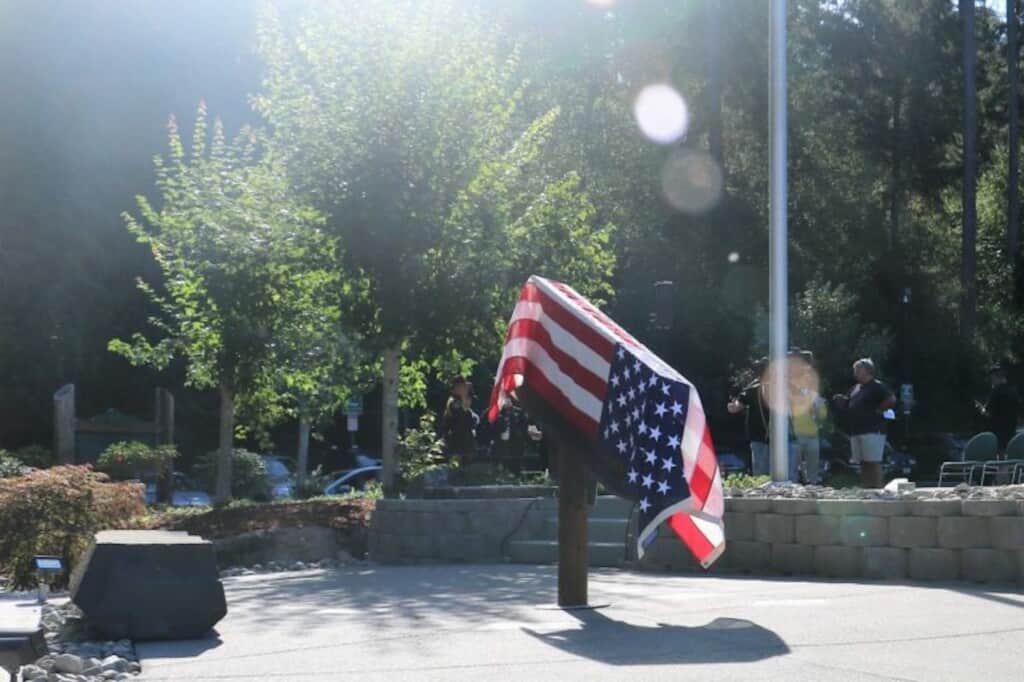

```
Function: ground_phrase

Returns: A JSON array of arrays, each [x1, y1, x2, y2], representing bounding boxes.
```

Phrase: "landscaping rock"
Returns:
[[53, 653, 85, 674], [19, 664, 47, 680]]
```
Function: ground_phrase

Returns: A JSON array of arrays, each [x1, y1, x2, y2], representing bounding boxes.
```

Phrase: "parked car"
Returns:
[[144, 472, 212, 507], [324, 466, 381, 496], [262, 455, 296, 499]]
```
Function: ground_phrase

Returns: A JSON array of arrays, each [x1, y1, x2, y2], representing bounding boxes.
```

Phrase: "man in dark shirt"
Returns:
[[978, 365, 1020, 450], [728, 359, 773, 475], [833, 358, 896, 488]]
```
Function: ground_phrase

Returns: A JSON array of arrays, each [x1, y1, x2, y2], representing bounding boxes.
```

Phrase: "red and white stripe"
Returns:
[[489, 275, 725, 568]]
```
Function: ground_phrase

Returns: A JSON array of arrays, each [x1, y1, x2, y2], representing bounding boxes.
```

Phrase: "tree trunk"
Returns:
[[296, 416, 311, 487], [53, 383, 75, 464], [1009, 0, 1020, 274], [215, 383, 235, 503], [888, 90, 903, 249], [381, 347, 401, 495], [707, 0, 723, 167], [961, 0, 978, 341]]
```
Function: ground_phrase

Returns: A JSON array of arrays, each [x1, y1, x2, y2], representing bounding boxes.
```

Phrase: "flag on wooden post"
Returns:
[[489, 276, 725, 568]]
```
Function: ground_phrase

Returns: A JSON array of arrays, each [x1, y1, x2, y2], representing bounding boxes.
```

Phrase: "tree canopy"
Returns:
[[1, 0, 1022, 465]]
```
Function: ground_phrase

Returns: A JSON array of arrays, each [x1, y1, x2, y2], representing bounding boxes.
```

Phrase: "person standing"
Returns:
[[833, 358, 896, 488], [490, 395, 530, 473], [728, 359, 772, 476], [790, 362, 827, 484], [977, 364, 1020, 450], [441, 377, 478, 463]]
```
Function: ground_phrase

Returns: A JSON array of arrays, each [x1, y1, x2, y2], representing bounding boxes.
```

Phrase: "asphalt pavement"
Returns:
[[136, 564, 1024, 682]]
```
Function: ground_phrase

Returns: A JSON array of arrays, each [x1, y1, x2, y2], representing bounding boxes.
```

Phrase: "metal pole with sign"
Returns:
[[344, 397, 363, 456]]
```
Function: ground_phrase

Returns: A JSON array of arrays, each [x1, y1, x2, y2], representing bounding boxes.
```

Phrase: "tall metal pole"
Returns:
[[1008, 0, 1020, 272], [961, 0, 978, 341], [769, 0, 789, 482]]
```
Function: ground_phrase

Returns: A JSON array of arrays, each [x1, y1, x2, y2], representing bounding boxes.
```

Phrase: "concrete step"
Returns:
[[507, 540, 626, 567], [592, 495, 636, 517], [532, 495, 636, 518], [542, 517, 630, 544]]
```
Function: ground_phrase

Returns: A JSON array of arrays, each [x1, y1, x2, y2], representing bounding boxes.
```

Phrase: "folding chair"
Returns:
[[938, 432, 997, 486], [979, 431, 1024, 485]]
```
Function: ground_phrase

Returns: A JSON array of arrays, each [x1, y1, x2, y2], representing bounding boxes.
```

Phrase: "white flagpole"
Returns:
[[769, 0, 790, 482]]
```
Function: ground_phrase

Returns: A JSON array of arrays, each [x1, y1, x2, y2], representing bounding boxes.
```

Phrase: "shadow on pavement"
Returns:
[[222, 564, 560, 632], [524, 610, 789, 666], [135, 633, 222, 659]]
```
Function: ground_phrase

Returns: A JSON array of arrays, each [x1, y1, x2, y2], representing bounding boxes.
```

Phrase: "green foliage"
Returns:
[[825, 470, 863, 490], [110, 102, 361, 444], [0, 466, 146, 589], [723, 473, 771, 490], [396, 413, 451, 489], [11, 445, 55, 469], [294, 465, 333, 500], [0, 452, 27, 478], [96, 441, 178, 481], [255, 0, 617, 382], [194, 449, 270, 501], [7, 0, 1024, 454], [791, 280, 893, 391]]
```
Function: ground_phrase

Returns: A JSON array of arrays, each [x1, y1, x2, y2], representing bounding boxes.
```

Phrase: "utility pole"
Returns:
[[769, 0, 789, 483]]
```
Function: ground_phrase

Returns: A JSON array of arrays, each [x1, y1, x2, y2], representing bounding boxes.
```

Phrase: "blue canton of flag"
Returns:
[[598, 344, 691, 547]]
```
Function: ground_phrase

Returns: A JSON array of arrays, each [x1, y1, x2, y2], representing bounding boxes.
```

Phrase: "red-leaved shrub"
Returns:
[[0, 465, 146, 589]]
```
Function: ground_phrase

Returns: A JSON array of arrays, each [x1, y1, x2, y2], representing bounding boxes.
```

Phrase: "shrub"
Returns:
[[0, 466, 146, 589], [397, 413, 451, 492], [0, 452, 27, 478], [724, 473, 771, 490], [193, 449, 270, 501], [96, 441, 178, 481], [295, 465, 333, 500], [13, 445, 55, 469]]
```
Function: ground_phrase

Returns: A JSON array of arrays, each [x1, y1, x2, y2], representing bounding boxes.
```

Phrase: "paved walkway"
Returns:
[[0, 594, 41, 682], [137, 564, 1024, 682]]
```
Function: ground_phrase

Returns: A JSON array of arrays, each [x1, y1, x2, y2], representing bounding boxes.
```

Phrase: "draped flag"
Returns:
[[488, 276, 725, 568]]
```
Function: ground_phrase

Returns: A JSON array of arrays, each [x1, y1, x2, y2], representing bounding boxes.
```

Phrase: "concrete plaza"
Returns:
[[137, 564, 1024, 682]]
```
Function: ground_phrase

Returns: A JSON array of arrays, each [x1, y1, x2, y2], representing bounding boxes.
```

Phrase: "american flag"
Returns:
[[488, 276, 725, 568]]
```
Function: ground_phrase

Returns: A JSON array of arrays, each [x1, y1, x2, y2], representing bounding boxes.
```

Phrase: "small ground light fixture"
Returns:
[[33, 555, 65, 604]]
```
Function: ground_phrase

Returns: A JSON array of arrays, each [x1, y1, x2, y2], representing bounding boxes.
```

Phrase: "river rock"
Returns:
[[53, 653, 84, 674]]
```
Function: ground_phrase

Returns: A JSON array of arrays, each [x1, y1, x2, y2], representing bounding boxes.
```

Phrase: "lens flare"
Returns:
[[660, 149, 723, 214], [634, 84, 688, 145], [728, 252, 740, 263], [760, 355, 821, 417], [586, 0, 617, 7]]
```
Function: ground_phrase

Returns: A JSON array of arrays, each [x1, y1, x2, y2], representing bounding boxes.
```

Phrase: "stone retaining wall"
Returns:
[[640, 498, 1024, 585], [369, 498, 544, 563], [369, 495, 1024, 585]]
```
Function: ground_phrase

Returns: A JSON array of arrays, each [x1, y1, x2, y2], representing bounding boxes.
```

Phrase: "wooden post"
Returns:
[[296, 416, 311, 486], [156, 388, 175, 446], [381, 348, 401, 495], [155, 388, 175, 504], [556, 436, 588, 607], [53, 383, 75, 464]]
